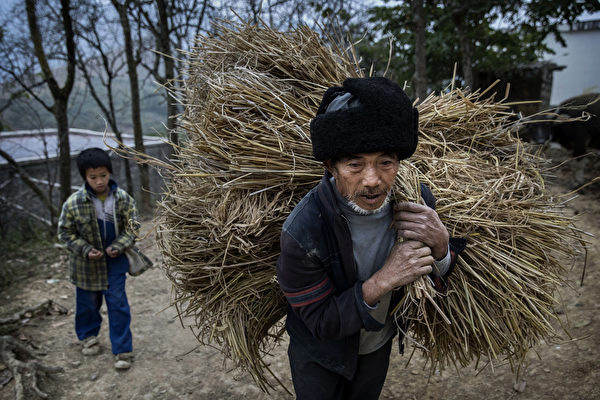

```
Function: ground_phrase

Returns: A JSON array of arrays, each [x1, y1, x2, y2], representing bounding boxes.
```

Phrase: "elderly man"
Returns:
[[276, 77, 465, 400]]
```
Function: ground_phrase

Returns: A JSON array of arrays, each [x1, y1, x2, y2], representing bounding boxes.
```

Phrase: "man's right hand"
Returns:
[[88, 248, 104, 260], [362, 240, 433, 306]]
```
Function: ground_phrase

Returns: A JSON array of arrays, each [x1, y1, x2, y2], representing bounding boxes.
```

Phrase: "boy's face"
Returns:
[[85, 166, 111, 196]]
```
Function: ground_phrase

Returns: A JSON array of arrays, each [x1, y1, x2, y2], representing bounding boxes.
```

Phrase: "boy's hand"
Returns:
[[88, 248, 104, 260], [106, 246, 119, 258]]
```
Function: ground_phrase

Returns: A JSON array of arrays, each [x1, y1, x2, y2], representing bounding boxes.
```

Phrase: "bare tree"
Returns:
[[137, 0, 213, 147], [112, 0, 152, 215], [411, 0, 427, 101], [74, 2, 135, 195], [448, 0, 474, 90], [0, 0, 79, 205], [247, 0, 263, 24], [147, 0, 180, 145]]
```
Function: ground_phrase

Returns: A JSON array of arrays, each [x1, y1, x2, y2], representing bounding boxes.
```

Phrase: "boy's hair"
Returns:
[[76, 148, 113, 179]]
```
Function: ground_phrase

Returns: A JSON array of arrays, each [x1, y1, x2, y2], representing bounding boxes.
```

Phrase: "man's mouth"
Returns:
[[363, 194, 381, 200], [358, 192, 385, 205], [347, 190, 392, 214]]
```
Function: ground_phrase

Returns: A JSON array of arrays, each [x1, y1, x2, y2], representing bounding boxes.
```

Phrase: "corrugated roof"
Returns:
[[0, 128, 164, 164]]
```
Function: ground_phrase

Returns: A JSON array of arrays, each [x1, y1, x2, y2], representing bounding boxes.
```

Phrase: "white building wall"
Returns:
[[544, 21, 600, 105]]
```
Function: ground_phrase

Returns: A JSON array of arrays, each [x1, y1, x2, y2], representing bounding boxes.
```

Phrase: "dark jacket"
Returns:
[[276, 171, 466, 379]]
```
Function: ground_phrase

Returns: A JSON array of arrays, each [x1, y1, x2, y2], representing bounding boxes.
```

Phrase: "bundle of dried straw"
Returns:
[[153, 19, 583, 392]]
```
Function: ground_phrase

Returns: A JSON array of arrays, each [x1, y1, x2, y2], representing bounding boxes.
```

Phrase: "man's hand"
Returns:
[[88, 248, 103, 260], [394, 202, 449, 260], [105, 246, 120, 258], [362, 240, 434, 306]]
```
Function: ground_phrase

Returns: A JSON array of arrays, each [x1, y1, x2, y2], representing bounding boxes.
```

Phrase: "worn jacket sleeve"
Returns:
[[110, 190, 139, 253], [420, 184, 467, 293], [277, 230, 384, 341], [57, 199, 94, 258]]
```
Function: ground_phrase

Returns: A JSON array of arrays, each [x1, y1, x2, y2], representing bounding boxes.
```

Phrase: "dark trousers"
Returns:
[[75, 267, 132, 355], [288, 336, 393, 400]]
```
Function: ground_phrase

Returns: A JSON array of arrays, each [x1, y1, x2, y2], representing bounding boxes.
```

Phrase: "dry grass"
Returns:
[[141, 19, 585, 393]]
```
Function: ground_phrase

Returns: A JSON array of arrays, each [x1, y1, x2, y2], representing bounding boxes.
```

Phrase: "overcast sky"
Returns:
[[1, 1, 598, 33], [0, 0, 13, 16], [578, 10, 600, 21]]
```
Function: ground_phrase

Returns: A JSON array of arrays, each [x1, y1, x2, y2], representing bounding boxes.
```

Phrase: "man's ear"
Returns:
[[324, 160, 335, 175]]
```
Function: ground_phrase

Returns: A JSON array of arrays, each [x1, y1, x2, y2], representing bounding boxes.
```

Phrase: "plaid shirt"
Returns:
[[58, 180, 140, 291]]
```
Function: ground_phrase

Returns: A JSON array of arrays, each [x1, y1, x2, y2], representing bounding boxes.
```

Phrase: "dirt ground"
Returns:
[[1, 145, 599, 400]]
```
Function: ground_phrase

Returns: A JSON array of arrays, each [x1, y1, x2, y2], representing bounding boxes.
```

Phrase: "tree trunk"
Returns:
[[411, 0, 428, 102], [54, 99, 73, 203], [25, 0, 76, 205], [114, 0, 152, 216], [107, 97, 135, 196], [155, 0, 179, 146], [117, 135, 135, 196], [450, 2, 474, 90], [456, 22, 474, 90]]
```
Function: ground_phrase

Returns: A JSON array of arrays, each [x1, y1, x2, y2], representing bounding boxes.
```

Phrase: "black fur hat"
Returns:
[[310, 77, 419, 161]]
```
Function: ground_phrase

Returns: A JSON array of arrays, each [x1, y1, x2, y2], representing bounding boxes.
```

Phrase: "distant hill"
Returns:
[[0, 74, 168, 136]]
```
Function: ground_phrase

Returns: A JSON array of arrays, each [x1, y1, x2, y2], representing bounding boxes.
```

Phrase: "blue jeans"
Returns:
[[75, 265, 132, 355]]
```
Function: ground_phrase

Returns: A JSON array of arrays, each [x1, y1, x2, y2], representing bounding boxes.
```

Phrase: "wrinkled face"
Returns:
[[326, 152, 399, 212], [85, 166, 110, 196]]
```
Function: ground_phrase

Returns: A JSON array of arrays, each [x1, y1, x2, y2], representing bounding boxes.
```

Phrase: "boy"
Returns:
[[58, 147, 139, 370]]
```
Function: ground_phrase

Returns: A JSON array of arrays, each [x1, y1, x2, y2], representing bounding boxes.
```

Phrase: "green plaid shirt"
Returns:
[[57, 181, 140, 291]]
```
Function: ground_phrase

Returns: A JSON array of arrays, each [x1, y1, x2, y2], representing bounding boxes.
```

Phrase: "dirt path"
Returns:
[[1, 237, 287, 400], [1, 147, 598, 400]]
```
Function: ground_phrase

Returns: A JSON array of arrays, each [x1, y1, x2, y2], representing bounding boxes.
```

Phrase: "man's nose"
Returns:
[[362, 166, 380, 187]]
